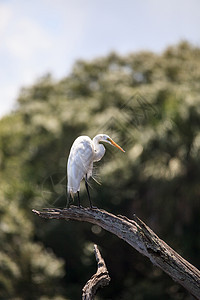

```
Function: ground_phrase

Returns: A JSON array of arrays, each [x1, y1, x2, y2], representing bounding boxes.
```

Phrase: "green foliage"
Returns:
[[0, 41, 200, 299], [0, 195, 65, 299]]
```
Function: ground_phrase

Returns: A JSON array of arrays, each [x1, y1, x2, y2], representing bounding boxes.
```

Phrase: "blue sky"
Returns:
[[0, 0, 200, 117]]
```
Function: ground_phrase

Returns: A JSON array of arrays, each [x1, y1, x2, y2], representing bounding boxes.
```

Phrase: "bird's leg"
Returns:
[[85, 174, 94, 208], [77, 191, 81, 208]]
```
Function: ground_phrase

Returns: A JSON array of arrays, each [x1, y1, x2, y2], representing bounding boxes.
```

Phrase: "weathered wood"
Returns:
[[82, 244, 111, 300], [32, 206, 200, 299]]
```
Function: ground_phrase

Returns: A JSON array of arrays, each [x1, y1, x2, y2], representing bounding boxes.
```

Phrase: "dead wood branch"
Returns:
[[32, 206, 200, 299], [82, 244, 110, 300]]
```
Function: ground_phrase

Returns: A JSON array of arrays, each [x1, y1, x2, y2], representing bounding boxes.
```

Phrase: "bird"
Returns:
[[67, 134, 125, 208]]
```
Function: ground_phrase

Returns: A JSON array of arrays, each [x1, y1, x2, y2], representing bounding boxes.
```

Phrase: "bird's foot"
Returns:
[[90, 205, 98, 209], [78, 204, 84, 209]]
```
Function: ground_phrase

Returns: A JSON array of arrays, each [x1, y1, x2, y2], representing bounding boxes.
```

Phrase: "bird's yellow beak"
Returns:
[[108, 138, 125, 152]]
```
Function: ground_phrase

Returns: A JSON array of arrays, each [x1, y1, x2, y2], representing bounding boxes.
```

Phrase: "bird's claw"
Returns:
[[90, 205, 97, 209]]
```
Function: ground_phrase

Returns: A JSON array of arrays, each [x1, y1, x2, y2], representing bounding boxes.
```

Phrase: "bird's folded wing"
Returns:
[[67, 139, 94, 192]]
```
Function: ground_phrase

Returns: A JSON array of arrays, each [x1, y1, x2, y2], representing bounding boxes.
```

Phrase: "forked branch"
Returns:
[[82, 244, 110, 300], [32, 206, 200, 299]]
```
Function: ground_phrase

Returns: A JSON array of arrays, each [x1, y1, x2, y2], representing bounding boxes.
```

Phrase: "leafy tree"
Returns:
[[0, 41, 200, 299]]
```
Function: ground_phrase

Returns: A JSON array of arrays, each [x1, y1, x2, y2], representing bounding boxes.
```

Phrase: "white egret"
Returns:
[[67, 134, 125, 208]]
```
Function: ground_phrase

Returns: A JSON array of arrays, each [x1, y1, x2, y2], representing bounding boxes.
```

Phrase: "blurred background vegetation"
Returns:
[[0, 41, 200, 299]]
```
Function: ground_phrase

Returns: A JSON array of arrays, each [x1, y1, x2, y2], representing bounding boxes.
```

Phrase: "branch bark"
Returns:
[[82, 244, 111, 300], [32, 206, 200, 299]]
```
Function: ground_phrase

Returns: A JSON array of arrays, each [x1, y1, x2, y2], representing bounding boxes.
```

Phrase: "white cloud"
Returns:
[[0, 3, 13, 35], [0, 1, 104, 118], [5, 18, 53, 60]]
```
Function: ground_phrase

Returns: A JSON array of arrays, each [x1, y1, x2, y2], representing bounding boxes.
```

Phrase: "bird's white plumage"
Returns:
[[67, 134, 125, 198], [67, 136, 94, 195]]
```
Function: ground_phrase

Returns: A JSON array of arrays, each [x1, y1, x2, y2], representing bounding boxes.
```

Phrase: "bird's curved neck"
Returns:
[[93, 136, 105, 162]]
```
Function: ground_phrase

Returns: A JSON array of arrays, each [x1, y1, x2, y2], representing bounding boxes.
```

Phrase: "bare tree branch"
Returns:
[[82, 244, 111, 300], [32, 206, 200, 299]]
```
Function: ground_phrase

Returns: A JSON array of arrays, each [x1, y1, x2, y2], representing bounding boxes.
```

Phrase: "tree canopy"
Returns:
[[0, 41, 200, 299]]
